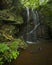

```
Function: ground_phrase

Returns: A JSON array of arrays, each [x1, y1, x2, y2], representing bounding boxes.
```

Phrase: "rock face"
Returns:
[[0, 0, 12, 9], [0, 0, 23, 42]]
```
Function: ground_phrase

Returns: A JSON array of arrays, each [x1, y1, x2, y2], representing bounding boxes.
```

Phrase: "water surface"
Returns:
[[5, 40, 52, 65]]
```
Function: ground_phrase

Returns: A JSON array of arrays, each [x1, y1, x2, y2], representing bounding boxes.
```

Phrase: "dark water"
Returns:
[[5, 40, 52, 65]]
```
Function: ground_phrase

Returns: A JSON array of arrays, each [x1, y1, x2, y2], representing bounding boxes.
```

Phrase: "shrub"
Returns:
[[0, 38, 27, 65]]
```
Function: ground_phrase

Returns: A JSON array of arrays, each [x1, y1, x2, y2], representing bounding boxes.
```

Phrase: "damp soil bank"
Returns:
[[4, 40, 52, 65]]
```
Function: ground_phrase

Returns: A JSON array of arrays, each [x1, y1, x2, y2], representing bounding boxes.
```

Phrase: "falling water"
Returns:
[[26, 8, 40, 44]]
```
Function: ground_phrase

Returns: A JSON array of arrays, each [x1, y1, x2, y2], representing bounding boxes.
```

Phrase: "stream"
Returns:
[[4, 40, 52, 65]]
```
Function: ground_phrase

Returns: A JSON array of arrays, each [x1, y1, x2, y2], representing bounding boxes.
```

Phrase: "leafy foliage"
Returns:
[[0, 38, 27, 65], [39, 1, 52, 28], [20, 0, 49, 9], [0, 43, 18, 65]]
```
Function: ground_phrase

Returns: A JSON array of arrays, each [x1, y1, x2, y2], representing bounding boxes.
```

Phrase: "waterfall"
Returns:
[[25, 8, 40, 44], [28, 9, 40, 34], [26, 7, 29, 22]]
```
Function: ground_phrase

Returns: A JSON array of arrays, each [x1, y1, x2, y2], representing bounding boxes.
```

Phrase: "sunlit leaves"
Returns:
[[20, 0, 49, 9]]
